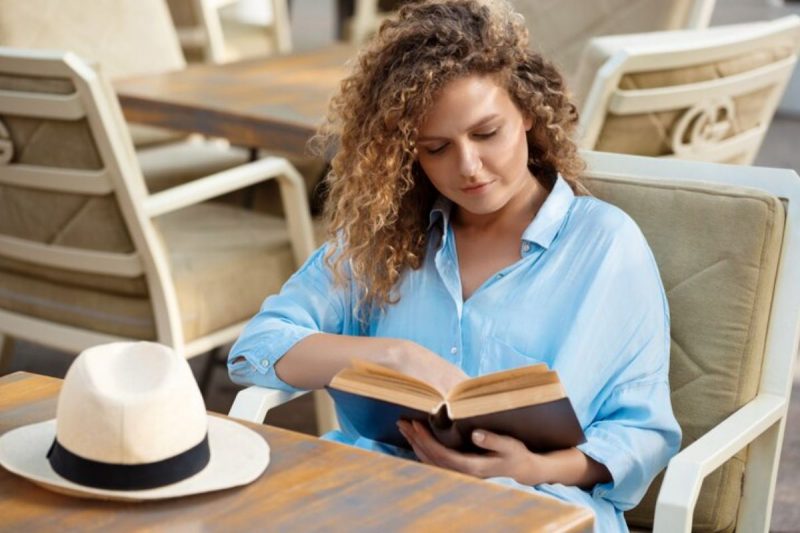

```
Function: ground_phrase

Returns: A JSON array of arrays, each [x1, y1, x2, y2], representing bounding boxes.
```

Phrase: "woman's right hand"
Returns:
[[384, 340, 468, 396], [274, 333, 467, 393]]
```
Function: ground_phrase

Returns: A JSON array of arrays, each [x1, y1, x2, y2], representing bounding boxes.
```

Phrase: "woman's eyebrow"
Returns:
[[417, 114, 501, 142]]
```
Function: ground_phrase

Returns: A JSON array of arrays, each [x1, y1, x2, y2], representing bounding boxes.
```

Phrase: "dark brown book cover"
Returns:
[[326, 387, 585, 453]]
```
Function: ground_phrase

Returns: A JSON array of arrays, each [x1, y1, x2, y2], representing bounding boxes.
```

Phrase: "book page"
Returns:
[[348, 359, 442, 396], [330, 374, 445, 414], [447, 363, 550, 400], [330, 359, 444, 409], [449, 381, 566, 419]]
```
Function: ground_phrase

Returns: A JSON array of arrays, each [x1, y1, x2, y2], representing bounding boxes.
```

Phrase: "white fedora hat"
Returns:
[[0, 342, 269, 501]]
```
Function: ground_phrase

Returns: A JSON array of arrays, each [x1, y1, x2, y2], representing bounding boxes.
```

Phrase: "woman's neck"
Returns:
[[453, 176, 547, 235]]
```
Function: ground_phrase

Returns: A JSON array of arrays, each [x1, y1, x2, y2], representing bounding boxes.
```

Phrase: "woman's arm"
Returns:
[[229, 245, 467, 394], [274, 333, 467, 394]]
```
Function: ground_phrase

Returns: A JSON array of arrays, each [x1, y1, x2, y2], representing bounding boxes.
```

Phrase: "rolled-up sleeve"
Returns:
[[577, 379, 682, 510], [227, 244, 348, 392], [573, 212, 682, 510]]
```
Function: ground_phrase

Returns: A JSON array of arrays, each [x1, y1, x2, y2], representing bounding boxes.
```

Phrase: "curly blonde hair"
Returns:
[[312, 0, 584, 316]]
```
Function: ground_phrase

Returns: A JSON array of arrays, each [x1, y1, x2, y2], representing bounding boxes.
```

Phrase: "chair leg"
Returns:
[[313, 390, 339, 435], [199, 346, 225, 396], [736, 419, 784, 531], [0, 335, 15, 376]]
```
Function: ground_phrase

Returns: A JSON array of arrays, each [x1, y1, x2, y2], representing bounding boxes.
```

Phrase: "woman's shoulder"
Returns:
[[567, 194, 644, 244]]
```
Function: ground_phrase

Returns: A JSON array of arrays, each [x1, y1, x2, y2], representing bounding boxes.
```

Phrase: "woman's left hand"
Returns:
[[397, 419, 550, 485]]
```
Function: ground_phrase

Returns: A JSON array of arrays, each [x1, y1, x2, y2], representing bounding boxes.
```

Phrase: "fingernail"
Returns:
[[472, 430, 485, 443]]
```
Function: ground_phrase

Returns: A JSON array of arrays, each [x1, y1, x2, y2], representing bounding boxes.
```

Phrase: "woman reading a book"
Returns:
[[229, 0, 681, 530]]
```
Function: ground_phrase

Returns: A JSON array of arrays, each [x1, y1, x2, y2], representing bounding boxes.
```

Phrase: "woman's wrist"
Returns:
[[517, 448, 611, 489], [518, 449, 553, 486]]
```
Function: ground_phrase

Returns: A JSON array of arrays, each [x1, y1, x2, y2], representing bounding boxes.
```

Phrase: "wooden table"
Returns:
[[115, 45, 354, 158], [0, 372, 593, 532]]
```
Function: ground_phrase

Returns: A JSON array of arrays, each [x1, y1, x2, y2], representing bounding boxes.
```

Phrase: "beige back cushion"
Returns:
[[584, 177, 785, 532], [0, 0, 185, 78], [591, 45, 793, 163], [511, 0, 700, 82], [0, 74, 155, 338]]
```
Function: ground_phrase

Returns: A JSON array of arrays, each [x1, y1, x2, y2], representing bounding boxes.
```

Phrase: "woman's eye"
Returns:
[[474, 129, 498, 139], [424, 144, 447, 155]]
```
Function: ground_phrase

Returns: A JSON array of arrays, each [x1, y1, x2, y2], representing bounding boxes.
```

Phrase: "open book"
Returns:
[[326, 360, 585, 453]]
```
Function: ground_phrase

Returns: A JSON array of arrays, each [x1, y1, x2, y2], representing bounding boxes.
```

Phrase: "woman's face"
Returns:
[[416, 75, 535, 219]]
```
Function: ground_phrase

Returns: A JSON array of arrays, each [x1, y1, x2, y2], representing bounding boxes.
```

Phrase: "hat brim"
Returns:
[[0, 416, 269, 502]]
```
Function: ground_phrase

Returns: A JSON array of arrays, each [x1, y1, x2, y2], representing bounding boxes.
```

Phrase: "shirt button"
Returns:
[[450, 346, 458, 354], [521, 242, 531, 254], [260, 359, 271, 368]]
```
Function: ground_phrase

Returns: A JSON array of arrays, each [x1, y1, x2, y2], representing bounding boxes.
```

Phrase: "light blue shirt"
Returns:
[[229, 176, 681, 532]]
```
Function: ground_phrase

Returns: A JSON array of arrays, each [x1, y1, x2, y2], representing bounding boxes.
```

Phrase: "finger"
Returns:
[[409, 439, 435, 465], [411, 421, 490, 476], [399, 422, 434, 464], [407, 421, 444, 464], [471, 430, 522, 455]]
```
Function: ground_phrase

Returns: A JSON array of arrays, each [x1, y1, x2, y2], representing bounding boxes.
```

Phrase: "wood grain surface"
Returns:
[[115, 45, 354, 157], [0, 372, 594, 532]]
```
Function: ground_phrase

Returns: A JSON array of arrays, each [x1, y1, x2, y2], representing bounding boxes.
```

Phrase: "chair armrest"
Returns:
[[652, 392, 786, 533], [143, 156, 296, 217], [228, 386, 310, 423]]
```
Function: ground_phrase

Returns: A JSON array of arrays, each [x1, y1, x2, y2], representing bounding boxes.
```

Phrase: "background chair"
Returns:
[[0, 46, 337, 431], [0, 0, 250, 189], [510, 0, 716, 84], [229, 150, 800, 532], [166, 0, 292, 64], [344, 0, 715, 78], [574, 15, 800, 165]]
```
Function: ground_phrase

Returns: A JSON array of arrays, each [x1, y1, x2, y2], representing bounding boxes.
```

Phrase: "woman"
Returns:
[[229, 1, 680, 530]]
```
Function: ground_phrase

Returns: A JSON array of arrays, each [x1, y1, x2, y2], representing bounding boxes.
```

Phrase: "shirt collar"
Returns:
[[426, 174, 575, 249], [521, 174, 574, 250], [427, 196, 453, 231]]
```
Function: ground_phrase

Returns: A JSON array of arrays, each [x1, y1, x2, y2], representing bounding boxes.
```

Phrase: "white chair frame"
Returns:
[[0, 47, 335, 433], [177, 0, 292, 63], [577, 16, 800, 164], [229, 150, 800, 532]]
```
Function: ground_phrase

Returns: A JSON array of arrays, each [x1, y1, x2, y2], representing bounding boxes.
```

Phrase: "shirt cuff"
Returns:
[[228, 324, 319, 392], [576, 425, 634, 501]]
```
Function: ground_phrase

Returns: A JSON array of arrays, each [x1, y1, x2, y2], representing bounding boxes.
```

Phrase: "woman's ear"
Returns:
[[523, 115, 533, 132]]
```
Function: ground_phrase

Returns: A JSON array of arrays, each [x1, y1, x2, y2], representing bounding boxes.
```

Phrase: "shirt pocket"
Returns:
[[479, 336, 544, 375]]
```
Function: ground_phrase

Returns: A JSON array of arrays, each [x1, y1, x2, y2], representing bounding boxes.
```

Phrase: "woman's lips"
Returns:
[[462, 181, 493, 194]]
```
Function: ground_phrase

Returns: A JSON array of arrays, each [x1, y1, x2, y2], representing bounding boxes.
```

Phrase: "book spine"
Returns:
[[428, 421, 465, 449]]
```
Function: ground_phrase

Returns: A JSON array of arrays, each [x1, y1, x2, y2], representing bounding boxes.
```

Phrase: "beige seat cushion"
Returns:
[[0, 203, 299, 342], [157, 202, 298, 341], [137, 139, 251, 193], [585, 177, 784, 533], [128, 123, 188, 149]]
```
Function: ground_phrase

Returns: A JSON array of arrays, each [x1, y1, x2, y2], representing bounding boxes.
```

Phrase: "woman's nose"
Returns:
[[458, 144, 482, 178]]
